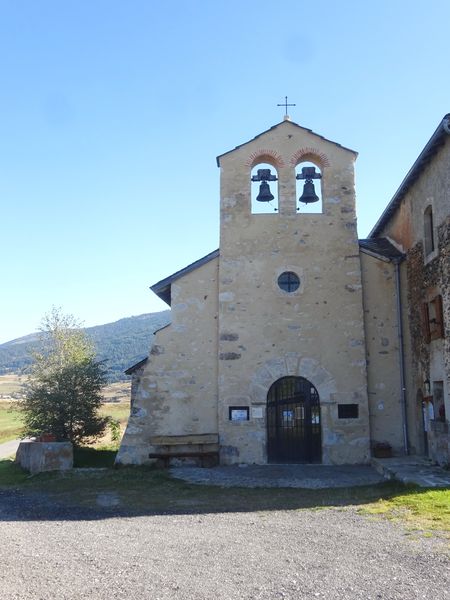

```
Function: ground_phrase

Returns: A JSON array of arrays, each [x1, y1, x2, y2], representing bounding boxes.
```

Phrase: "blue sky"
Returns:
[[1, 0, 449, 343]]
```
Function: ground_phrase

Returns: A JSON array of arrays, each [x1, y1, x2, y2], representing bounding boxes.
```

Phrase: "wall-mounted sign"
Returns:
[[251, 406, 263, 419], [229, 406, 249, 421]]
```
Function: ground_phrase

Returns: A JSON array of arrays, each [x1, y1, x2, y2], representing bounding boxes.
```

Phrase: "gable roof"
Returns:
[[369, 113, 450, 238], [216, 119, 357, 166], [151, 249, 219, 305]]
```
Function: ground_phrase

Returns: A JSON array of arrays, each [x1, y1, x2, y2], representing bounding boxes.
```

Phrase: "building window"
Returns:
[[338, 404, 359, 419], [277, 271, 300, 292], [424, 205, 435, 256], [421, 295, 444, 343]]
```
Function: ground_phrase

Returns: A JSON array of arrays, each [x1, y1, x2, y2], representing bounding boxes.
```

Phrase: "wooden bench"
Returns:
[[148, 434, 219, 468]]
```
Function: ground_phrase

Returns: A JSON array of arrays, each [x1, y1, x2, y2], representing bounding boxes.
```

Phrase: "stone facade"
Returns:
[[216, 121, 370, 465], [116, 114, 450, 468], [360, 252, 404, 454], [372, 115, 450, 466]]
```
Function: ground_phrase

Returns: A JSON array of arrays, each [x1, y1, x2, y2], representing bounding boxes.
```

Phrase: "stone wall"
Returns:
[[360, 252, 404, 453], [379, 135, 450, 463], [428, 421, 450, 467], [116, 258, 219, 465]]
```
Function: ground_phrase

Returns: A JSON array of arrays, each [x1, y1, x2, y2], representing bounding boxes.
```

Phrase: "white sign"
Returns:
[[251, 406, 263, 419]]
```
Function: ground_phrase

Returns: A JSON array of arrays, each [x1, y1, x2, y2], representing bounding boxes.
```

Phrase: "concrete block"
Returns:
[[16, 441, 73, 474]]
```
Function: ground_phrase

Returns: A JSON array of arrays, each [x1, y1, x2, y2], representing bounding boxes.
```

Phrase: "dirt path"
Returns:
[[0, 495, 448, 600], [0, 439, 20, 459]]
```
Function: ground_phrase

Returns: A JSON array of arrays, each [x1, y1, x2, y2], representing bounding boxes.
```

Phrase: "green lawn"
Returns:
[[360, 487, 450, 534], [0, 401, 23, 443]]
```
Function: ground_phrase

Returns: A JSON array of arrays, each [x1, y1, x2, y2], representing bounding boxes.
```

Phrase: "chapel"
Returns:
[[116, 113, 450, 467]]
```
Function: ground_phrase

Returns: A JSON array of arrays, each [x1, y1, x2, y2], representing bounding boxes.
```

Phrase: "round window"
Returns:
[[277, 271, 300, 293]]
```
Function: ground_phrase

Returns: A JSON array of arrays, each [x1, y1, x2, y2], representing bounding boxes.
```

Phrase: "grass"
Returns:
[[360, 487, 450, 535], [100, 402, 130, 425], [0, 374, 26, 397], [0, 401, 24, 443], [0, 458, 30, 486], [73, 444, 119, 468]]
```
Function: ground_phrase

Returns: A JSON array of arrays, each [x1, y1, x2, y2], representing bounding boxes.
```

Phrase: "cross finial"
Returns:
[[277, 96, 296, 118]]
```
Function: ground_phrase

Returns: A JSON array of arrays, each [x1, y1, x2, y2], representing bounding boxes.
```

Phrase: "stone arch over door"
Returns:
[[249, 354, 337, 463]]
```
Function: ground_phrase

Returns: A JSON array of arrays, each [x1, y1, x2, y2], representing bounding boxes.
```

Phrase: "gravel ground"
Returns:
[[0, 490, 449, 600]]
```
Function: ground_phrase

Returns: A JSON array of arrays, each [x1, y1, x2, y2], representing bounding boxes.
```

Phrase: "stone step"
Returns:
[[371, 456, 450, 488]]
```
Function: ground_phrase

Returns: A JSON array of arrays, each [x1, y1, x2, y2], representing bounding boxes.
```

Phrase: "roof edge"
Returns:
[[358, 238, 405, 262], [369, 113, 450, 238], [216, 120, 357, 167], [151, 249, 219, 305], [125, 357, 148, 375]]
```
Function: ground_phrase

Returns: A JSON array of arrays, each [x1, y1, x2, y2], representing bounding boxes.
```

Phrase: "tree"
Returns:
[[21, 307, 109, 445]]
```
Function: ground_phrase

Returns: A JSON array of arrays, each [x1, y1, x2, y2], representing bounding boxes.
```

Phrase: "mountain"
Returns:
[[0, 311, 171, 382]]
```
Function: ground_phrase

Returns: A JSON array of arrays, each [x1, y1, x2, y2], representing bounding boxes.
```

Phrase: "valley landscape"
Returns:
[[0, 310, 171, 444], [0, 310, 171, 382], [0, 374, 132, 444]]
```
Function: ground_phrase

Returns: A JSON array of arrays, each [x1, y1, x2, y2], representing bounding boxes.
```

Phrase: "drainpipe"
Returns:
[[394, 258, 409, 454]]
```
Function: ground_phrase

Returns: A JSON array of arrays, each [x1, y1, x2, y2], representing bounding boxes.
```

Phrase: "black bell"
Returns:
[[299, 180, 319, 204], [256, 181, 274, 203]]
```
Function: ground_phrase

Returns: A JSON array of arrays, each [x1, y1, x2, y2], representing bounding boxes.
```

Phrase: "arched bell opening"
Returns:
[[266, 376, 322, 463], [295, 161, 323, 214], [251, 162, 279, 214]]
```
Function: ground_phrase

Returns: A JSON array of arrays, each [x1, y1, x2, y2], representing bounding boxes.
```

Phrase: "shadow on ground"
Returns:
[[0, 458, 414, 523]]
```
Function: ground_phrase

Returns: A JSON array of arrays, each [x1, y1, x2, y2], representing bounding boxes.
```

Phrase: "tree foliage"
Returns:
[[21, 307, 109, 445]]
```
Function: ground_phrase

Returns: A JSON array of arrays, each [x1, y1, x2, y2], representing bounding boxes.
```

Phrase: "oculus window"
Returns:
[[277, 271, 300, 293]]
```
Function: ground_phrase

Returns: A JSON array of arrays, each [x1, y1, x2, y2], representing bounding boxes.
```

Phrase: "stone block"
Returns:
[[16, 441, 73, 474]]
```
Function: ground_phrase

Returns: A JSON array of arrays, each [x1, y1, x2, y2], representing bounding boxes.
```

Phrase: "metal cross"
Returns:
[[277, 96, 296, 116]]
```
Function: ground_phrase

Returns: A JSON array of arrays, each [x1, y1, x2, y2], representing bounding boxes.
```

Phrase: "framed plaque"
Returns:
[[229, 406, 249, 421]]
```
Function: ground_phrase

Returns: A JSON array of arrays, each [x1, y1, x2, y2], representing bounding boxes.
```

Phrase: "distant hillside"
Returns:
[[0, 311, 171, 382]]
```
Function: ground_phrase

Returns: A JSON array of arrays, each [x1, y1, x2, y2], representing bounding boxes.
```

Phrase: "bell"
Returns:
[[256, 181, 274, 203], [299, 180, 319, 204]]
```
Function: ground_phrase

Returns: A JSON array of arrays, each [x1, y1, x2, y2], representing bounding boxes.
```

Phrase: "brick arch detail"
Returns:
[[249, 354, 337, 404], [290, 147, 330, 169], [245, 149, 285, 169]]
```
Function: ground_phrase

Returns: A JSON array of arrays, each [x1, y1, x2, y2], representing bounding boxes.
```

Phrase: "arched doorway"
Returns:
[[267, 376, 321, 463]]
